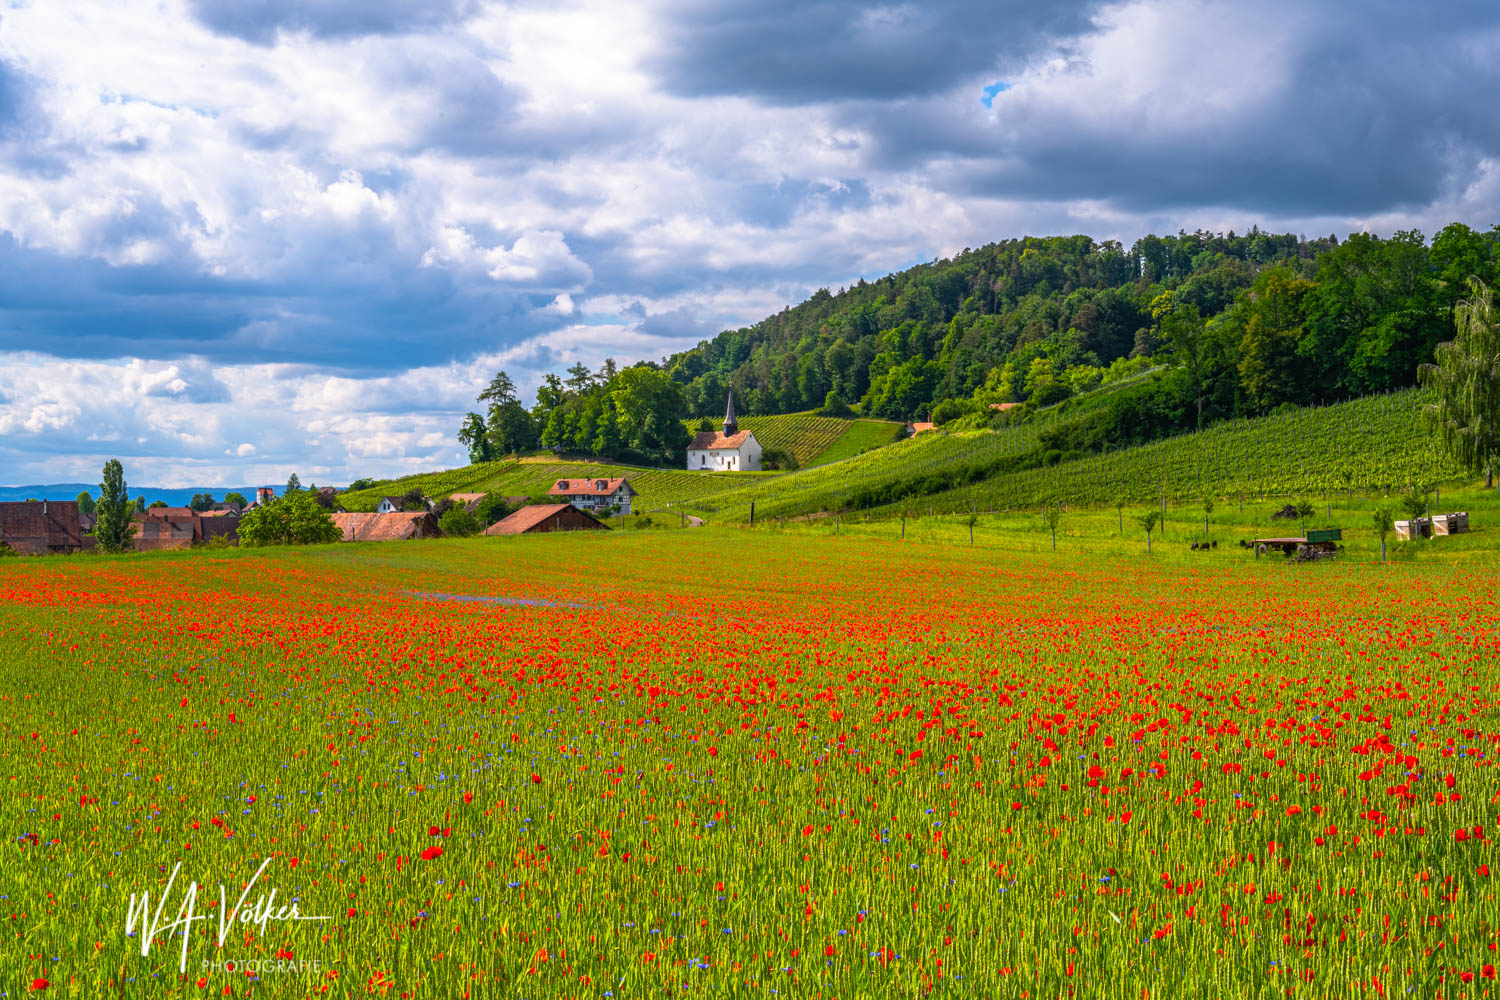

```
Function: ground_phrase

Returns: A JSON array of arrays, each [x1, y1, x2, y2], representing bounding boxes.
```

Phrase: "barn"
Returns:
[[482, 503, 609, 536]]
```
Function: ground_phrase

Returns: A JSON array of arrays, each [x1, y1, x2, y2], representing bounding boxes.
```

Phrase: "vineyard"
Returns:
[[803, 418, 906, 466], [694, 389, 1470, 522], [686, 413, 900, 467]]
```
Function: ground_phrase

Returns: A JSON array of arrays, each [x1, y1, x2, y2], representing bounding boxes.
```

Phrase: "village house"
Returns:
[[448, 492, 487, 513], [687, 390, 762, 471], [331, 511, 441, 542], [482, 503, 609, 536], [375, 495, 420, 514], [905, 420, 936, 436], [0, 500, 86, 555], [546, 477, 635, 514], [132, 507, 239, 550]]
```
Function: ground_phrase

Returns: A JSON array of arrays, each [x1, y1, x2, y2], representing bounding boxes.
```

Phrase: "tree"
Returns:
[[1043, 505, 1061, 551], [1419, 278, 1500, 487], [1372, 506, 1394, 562], [817, 390, 853, 417], [478, 370, 517, 407], [223, 492, 248, 511], [75, 491, 96, 515], [1136, 510, 1161, 553], [1399, 489, 1428, 539], [95, 459, 133, 554], [346, 479, 375, 491], [474, 494, 517, 526], [1201, 494, 1215, 535], [401, 488, 428, 512], [237, 491, 341, 546], [486, 400, 539, 456], [564, 362, 594, 395], [189, 493, 216, 512], [438, 507, 482, 538], [312, 486, 339, 510], [458, 412, 491, 464], [285, 473, 302, 493], [1295, 499, 1316, 535], [149, 499, 168, 509], [760, 447, 798, 471]]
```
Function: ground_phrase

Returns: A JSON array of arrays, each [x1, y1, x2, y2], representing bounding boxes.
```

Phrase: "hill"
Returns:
[[690, 388, 1466, 522], [683, 412, 903, 467], [336, 457, 773, 513], [661, 223, 1498, 454]]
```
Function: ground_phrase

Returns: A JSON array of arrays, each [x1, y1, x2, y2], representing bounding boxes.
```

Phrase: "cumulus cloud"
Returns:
[[185, 0, 480, 45], [648, 0, 1106, 103]]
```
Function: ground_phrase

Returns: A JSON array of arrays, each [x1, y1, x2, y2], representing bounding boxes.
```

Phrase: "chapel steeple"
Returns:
[[723, 388, 739, 436]]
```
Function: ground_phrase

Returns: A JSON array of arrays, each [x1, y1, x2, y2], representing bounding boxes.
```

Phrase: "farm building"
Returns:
[[906, 421, 936, 436], [449, 492, 486, 512], [376, 495, 418, 514], [132, 508, 240, 550], [483, 503, 609, 536], [547, 477, 635, 514], [687, 390, 762, 471], [332, 511, 441, 542], [0, 500, 86, 555]]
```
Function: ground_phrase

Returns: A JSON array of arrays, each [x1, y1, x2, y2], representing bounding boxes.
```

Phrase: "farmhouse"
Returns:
[[483, 503, 609, 536], [376, 495, 414, 514], [332, 511, 441, 542], [687, 391, 762, 471], [0, 500, 85, 555], [906, 421, 936, 436], [547, 477, 635, 514], [132, 508, 240, 550]]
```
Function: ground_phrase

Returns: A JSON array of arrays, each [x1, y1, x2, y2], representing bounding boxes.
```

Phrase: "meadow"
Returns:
[[1, 497, 1498, 998]]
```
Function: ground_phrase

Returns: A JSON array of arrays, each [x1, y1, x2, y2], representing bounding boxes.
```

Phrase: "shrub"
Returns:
[[438, 508, 482, 538]]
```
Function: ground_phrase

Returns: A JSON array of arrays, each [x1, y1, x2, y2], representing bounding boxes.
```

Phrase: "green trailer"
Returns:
[[1250, 527, 1342, 560]]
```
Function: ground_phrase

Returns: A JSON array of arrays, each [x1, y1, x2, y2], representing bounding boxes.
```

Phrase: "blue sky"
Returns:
[[1, 0, 1498, 486]]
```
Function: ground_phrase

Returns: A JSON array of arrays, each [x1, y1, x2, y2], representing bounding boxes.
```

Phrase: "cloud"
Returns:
[[847, 0, 1500, 215], [648, 0, 1106, 103], [185, 0, 480, 45], [1, 0, 1500, 484]]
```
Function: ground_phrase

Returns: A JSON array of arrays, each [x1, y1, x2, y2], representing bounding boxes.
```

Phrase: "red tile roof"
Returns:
[[144, 506, 196, 518], [448, 492, 486, 503], [689, 429, 753, 450], [908, 422, 936, 434], [483, 503, 609, 536], [0, 500, 84, 554], [547, 477, 630, 497], [331, 512, 438, 542], [989, 402, 1021, 411]]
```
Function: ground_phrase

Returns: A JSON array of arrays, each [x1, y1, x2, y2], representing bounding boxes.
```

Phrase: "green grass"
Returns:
[[340, 458, 774, 512], [804, 418, 905, 466]]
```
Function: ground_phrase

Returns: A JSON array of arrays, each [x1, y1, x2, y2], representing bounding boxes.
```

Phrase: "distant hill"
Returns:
[[0, 484, 265, 504]]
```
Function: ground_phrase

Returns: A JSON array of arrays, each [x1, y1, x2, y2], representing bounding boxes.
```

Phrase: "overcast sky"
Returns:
[[2, 0, 1498, 486]]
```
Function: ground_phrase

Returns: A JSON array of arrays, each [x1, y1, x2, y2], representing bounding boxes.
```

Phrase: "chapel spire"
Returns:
[[723, 388, 739, 436]]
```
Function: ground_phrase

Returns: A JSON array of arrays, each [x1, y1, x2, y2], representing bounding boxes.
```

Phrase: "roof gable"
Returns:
[[689, 429, 754, 451]]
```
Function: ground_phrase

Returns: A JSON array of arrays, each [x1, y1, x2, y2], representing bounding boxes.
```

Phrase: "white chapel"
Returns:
[[686, 390, 762, 471]]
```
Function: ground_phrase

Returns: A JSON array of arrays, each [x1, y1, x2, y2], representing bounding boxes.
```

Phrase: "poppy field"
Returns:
[[1, 530, 1498, 998]]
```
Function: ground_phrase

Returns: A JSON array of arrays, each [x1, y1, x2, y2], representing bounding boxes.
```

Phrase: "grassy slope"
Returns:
[[691, 388, 1465, 522], [804, 418, 905, 467], [339, 457, 772, 512]]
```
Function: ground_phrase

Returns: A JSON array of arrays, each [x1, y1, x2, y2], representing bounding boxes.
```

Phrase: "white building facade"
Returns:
[[687, 390, 762, 471]]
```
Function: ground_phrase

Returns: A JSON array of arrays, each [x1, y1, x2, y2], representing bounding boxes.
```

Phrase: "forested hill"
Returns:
[[663, 225, 1500, 437]]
